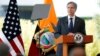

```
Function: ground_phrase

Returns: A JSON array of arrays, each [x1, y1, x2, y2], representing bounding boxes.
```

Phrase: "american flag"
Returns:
[[0, 0, 24, 55]]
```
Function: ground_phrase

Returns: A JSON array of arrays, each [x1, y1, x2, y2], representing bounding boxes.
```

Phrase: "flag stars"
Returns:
[[16, 23, 18, 25], [7, 21, 9, 24], [12, 17, 15, 20], [11, 22, 14, 25], [5, 26, 8, 29], [11, 1, 14, 5], [9, 31, 12, 34], [14, 7, 17, 10], [2, 0, 21, 39], [15, 28, 17, 30], [10, 6, 13, 9], [4, 30, 7, 33], [13, 32, 16, 35], [10, 27, 13, 29], [13, 12, 16, 15], [8, 11, 12, 14], [8, 36, 11, 39], [8, 16, 10, 19]]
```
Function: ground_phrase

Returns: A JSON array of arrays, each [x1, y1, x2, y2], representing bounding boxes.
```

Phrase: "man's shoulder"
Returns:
[[58, 16, 67, 21], [59, 16, 67, 19], [76, 16, 84, 22]]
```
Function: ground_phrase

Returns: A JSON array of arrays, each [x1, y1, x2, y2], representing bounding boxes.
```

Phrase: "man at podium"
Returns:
[[55, 1, 86, 56]]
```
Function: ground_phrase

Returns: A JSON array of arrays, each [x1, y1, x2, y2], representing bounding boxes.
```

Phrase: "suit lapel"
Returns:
[[64, 16, 68, 27], [65, 16, 68, 25], [63, 16, 69, 33], [73, 16, 79, 32]]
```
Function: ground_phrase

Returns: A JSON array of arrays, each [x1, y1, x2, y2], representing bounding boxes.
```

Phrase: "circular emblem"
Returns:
[[40, 32, 55, 48], [74, 33, 83, 44]]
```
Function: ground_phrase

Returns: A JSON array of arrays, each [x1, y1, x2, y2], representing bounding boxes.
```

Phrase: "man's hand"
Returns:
[[67, 33, 75, 36]]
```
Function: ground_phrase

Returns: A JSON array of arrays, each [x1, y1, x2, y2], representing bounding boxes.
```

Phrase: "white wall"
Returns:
[[0, 0, 100, 17], [0, 0, 44, 5], [53, 0, 100, 17]]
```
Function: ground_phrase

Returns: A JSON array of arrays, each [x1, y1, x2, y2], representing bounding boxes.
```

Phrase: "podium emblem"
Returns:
[[74, 33, 83, 44]]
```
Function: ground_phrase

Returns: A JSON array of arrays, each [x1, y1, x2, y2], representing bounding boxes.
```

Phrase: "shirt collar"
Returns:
[[68, 15, 75, 20]]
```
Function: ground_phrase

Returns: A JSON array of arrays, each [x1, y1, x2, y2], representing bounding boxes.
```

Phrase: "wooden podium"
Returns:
[[55, 35, 93, 56]]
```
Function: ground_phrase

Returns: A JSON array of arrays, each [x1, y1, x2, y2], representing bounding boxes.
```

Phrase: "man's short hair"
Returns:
[[67, 1, 77, 10]]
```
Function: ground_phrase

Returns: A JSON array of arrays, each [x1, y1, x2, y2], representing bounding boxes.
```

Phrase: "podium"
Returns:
[[55, 35, 93, 56]]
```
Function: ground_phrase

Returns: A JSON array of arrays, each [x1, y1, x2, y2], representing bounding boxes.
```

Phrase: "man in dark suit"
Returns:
[[55, 1, 86, 56]]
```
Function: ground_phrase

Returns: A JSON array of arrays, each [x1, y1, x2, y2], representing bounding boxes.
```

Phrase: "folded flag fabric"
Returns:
[[0, 0, 24, 55]]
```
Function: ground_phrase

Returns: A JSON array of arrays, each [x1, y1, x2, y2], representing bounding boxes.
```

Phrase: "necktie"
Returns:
[[69, 18, 73, 32]]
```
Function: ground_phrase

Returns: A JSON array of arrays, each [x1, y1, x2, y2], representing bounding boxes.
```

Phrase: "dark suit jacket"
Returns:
[[55, 16, 86, 38], [55, 16, 86, 56]]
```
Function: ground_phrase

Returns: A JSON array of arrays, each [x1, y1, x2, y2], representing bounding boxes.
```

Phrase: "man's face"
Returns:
[[69, 47, 85, 56], [67, 4, 76, 16]]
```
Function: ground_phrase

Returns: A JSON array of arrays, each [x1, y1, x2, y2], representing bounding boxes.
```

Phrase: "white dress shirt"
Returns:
[[68, 15, 76, 28]]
